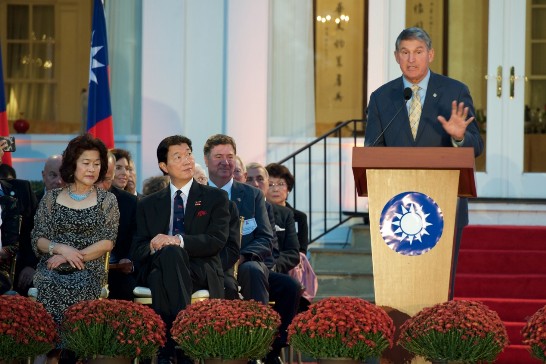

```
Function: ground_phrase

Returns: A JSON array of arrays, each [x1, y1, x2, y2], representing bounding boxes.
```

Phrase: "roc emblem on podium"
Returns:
[[379, 191, 444, 256]]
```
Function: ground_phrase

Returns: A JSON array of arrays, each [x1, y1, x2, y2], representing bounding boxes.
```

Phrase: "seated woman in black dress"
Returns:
[[32, 134, 119, 325]]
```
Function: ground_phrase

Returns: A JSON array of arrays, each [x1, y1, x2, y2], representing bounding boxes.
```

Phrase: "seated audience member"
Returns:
[[17, 155, 64, 295], [246, 162, 300, 274], [233, 155, 247, 182], [96, 152, 137, 301], [0, 164, 16, 180], [125, 159, 142, 199], [0, 189, 21, 294], [32, 134, 119, 363], [142, 175, 170, 196], [194, 163, 240, 300], [266, 163, 315, 311], [36, 155, 65, 202], [194, 163, 208, 185], [266, 163, 309, 254], [0, 145, 39, 297], [132, 135, 231, 364], [111, 148, 133, 190], [204, 135, 300, 364]]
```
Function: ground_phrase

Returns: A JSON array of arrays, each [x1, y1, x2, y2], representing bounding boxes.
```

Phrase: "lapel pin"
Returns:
[[195, 201, 201, 206], [433, 93, 437, 98]]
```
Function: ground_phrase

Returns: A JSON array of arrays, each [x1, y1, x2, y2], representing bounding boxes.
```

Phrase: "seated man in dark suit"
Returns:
[[0, 151, 38, 295], [96, 152, 138, 300], [246, 162, 300, 274], [132, 135, 231, 363], [204, 135, 300, 364], [0, 190, 21, 294]]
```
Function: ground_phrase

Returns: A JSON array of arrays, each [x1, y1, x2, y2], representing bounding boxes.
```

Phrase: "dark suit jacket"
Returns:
[[109, 186, 137, 262], [270, 203, 300, 273], [132, 181, 230, 298], [220, 200, 241, 271], [0, 179, 38, 274], [364, 72, 484, 226], [286, 202, 309, 253], [230, 181, 273, 262]]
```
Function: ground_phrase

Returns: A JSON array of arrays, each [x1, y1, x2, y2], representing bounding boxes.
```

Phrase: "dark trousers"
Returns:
[[108, 270, 137, 301], [147, 246, 194, 360]]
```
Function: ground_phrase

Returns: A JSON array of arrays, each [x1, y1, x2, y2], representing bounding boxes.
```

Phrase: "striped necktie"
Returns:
[[409, 84, 422, 139]]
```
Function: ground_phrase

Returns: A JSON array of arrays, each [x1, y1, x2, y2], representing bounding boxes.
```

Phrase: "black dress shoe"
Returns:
[[264, 354, 283, 364]]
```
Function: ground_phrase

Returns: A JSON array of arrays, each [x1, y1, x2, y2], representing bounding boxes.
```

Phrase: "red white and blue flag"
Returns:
[[0, 45, 13, 166], [87, 0, 114, 148]]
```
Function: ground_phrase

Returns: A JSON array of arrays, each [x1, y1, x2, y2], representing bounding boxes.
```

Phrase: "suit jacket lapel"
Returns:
[[184, 181, 203, 232], [389, 77, 414, 142], [154, 187, 172, 235], [231, 181, 245, 214], [417, 71, 442, 140]]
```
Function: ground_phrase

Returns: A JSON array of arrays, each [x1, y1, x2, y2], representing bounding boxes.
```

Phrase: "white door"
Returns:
[[476, 0, 546, 198]]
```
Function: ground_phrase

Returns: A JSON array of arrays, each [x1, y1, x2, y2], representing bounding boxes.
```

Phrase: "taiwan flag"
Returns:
[[0, 45, 12, 166], [87, 0, 114, 149]]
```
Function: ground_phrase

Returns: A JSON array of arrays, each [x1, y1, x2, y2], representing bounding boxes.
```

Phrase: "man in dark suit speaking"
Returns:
[[364, 27, 484, 297], [132, 135, 231, 363]]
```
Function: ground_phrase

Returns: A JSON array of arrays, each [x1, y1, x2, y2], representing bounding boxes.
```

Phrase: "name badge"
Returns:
[[242, 218, 257, 235]]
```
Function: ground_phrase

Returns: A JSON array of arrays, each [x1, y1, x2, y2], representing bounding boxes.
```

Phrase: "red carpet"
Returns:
[[454, 225, 546, 364]]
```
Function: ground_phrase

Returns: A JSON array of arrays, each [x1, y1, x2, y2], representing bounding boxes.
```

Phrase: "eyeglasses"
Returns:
[[268, 182, 287, 189]]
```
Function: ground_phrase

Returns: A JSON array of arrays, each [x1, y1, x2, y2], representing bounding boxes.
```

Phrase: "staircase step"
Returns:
[[454, 297, 546, 322], [455, 273, 546, 299], [348, 224, 371, 250], [457, 249, 546, 274], [495, 344, 542, 363], [505, 321, 525, 345], [461, 225, 546, 250], [310, 248, 372, 274], [316, 272, 374, 298]]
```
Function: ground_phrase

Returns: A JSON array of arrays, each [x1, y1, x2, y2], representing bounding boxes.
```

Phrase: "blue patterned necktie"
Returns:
[[172, 190, 185, 235]]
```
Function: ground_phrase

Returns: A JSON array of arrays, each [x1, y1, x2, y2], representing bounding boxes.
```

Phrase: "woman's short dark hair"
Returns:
[[265, 163, 295, 192], [111, 148, 132, 164], [60, 134, 109, 184]]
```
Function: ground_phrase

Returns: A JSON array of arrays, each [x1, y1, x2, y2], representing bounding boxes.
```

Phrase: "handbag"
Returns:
[[54, 263, 79, 274], [288, 252, 318, 302]]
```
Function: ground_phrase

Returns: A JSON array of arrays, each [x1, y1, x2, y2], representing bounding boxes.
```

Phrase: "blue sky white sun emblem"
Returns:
[[379, 192, 444, 256]]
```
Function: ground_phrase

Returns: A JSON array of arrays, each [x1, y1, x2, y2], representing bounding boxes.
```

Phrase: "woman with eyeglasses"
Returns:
[[265, 163, 309, 254]]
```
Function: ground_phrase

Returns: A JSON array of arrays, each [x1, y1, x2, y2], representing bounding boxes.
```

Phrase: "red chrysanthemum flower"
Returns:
[[398, 300, 508, 362], [171, 299, 281, 360], [287, 297, 394, 361], [0, 295, 57, 360], [521, 304, 546, 362], [61, 299, 166, 360]]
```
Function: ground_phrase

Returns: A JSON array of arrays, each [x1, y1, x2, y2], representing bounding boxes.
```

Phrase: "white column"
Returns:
[[225, 0, 270, 165], [367, 0, 405, 102]]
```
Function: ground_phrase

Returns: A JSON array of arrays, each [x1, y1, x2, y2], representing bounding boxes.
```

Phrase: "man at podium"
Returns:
[[364, 27, 483, 298]]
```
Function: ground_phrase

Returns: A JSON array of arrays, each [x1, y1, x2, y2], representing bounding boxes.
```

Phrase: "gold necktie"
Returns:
[[409, 85, 422, 139]]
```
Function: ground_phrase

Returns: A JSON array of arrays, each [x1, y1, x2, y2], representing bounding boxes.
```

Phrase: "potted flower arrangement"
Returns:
[[398, 300, 508, 363], [521, 304, 546, 362], [287, 296, 395, 362], [171, 298, 281, 361], [0, 295, 57, 361], [61, 299, 166, 361]]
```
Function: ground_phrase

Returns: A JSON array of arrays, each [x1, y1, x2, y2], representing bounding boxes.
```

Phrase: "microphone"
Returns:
[[369, 87, 413, 146]]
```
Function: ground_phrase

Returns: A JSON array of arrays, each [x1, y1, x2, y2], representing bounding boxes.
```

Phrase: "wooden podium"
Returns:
[[352, 147, 477, 317]]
